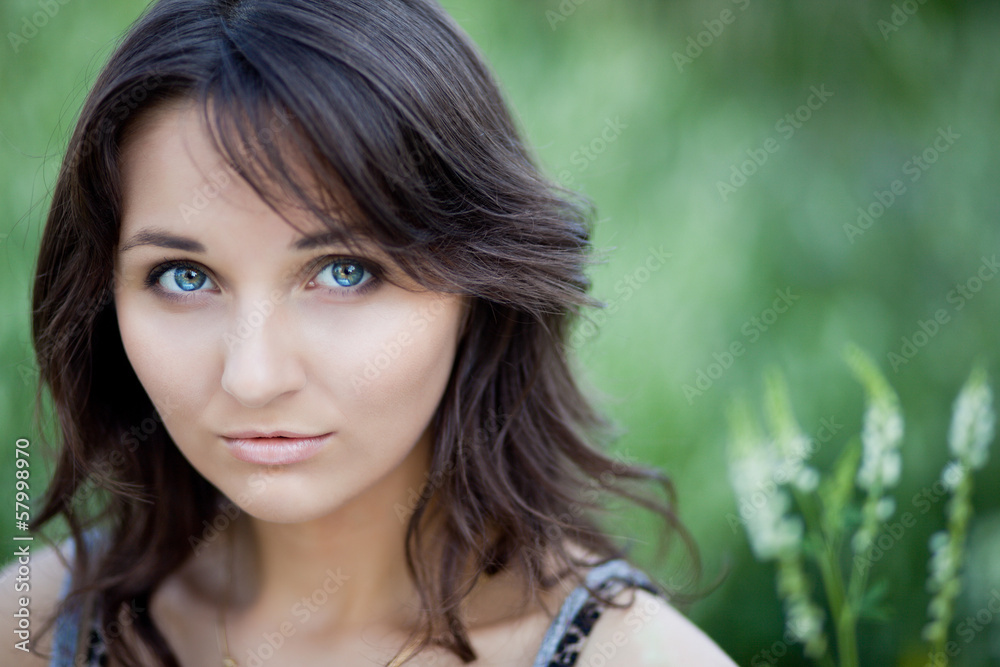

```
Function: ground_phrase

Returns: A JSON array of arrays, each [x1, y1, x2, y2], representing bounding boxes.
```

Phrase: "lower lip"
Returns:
[[222, 434, 331, 466]]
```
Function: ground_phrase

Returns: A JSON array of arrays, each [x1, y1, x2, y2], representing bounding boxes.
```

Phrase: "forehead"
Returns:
[[116, 98, 372, 254]]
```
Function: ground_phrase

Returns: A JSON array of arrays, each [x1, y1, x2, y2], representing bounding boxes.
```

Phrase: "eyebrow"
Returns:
[[118, 228, 355, 253]]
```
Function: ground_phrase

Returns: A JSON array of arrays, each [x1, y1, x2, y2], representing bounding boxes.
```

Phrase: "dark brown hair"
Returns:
[[31, 0, 701, 664]]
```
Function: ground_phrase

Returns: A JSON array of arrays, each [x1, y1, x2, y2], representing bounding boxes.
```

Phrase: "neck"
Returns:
[[226, 433, 440, 635]]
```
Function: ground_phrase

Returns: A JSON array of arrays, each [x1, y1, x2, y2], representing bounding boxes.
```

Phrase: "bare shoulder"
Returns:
[[576, 587, 738, 667], [0, 540, 73, 666]]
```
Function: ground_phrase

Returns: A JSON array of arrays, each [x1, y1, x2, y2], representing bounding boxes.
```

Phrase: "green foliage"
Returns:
[[727, 351, 995, 666]]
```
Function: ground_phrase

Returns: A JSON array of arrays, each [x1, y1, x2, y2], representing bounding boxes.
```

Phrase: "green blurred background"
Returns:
[[2, 1, 999, 665]]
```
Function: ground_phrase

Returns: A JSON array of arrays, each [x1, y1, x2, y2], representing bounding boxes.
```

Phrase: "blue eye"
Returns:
[[153, 264, 216, 293], [143, 256, 380, 301], [314, 259, 373, 289]]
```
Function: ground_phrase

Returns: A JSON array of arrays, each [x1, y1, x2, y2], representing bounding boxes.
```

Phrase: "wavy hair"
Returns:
[[30, 0, 701, 664]]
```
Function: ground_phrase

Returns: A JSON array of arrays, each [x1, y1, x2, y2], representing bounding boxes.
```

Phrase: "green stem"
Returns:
[[929, 473, 974, 662], [839, 535, 867, 667], [840, 476, 888, 667], [836, 606, 859, 667], [795, 490, 850, 667]]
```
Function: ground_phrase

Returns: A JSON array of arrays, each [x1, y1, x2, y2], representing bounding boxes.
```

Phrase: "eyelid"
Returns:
[[305, 253, 384, 278], [306, 256, 384, 294], [145, 258, 219, 292], [144, 254, 384, 297]]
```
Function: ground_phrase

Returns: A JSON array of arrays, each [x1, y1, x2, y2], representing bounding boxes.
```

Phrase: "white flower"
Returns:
[[794, 468, 820, 493], [948, 370, 995, 470], [729, 439, 804, 561], [787, 601, 824, 644], [851, 527, 874, 554], [875, 497, 896, 521], [941, 461, 966, 490], [778, 433, 812, 461], [926, 530, 954, 591], [928, 530, 948, 551], [751, 512, 804, 561], [857, 400, 904, 490]]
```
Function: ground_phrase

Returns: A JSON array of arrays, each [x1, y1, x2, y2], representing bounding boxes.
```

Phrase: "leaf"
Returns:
[[764, 368, 803, 455], [726, 394, 764, 459], [843, 343, 900, 409], [819, 436, 862, 540], [857, 577, 892, 622]]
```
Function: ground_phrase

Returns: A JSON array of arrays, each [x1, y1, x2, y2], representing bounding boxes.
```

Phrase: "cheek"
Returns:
[[305, 294, 460, 420], [114, 291, 218, 428]]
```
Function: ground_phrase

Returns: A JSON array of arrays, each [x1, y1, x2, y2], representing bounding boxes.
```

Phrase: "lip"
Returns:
[[221, 432, 332, 466], [222, 429, 326, 439]]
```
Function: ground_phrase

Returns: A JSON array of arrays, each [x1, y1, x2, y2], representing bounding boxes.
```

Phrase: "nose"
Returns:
[[220, 298, 306, 408]]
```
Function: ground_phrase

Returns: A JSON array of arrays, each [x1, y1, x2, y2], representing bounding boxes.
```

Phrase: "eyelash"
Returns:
[[143, 255, 383, 302]]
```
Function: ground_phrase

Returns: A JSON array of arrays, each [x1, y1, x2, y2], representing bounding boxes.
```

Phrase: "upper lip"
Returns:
[[222, 430, 330, 439]]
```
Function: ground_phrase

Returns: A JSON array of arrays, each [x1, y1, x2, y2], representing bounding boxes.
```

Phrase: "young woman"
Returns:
[[3, 0, 737, 665]]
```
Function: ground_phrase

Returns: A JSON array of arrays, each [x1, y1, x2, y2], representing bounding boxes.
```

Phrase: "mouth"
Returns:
[[221, 432, 332, 466]]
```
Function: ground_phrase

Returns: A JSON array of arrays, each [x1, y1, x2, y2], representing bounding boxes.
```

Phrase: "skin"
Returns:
[[0, 97, 738, 666], [112, 98, 479, 661], [112, 98, 570, 665]]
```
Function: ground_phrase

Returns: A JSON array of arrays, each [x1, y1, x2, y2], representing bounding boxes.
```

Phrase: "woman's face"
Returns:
[[113, 99, 466, 523]]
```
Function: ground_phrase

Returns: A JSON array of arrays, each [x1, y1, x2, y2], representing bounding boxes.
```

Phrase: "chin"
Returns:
[[207, 467, 358, 525], [236, 500, 338, 525]]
